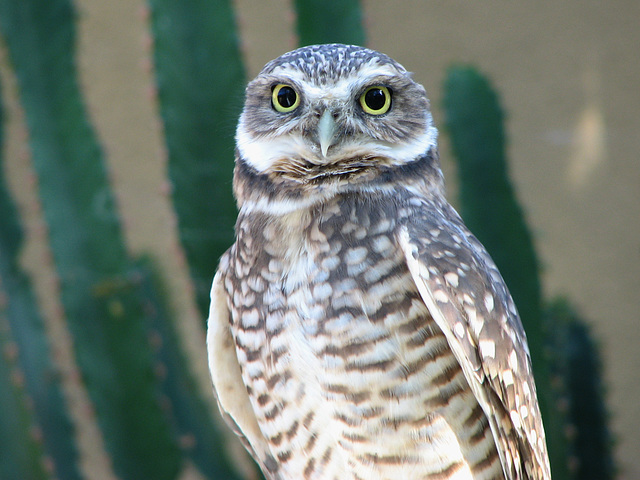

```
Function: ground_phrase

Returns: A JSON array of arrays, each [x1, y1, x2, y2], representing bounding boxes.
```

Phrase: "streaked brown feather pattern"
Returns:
[[207, 43, 551, 480]]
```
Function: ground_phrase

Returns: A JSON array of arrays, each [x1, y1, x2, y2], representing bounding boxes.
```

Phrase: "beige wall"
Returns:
[[2, 1, 638, 478]]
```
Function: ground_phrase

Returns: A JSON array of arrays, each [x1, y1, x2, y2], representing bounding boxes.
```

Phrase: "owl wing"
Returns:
[[397, 200, 551, 480], [207, 268, 280, 479]]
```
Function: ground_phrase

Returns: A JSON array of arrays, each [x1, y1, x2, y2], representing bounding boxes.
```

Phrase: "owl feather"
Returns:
[[207, 43, 551, 480]]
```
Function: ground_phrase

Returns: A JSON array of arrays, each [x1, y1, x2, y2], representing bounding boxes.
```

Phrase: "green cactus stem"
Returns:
[[545, 299, 615, 479], [147, 2, 257, 477], [0, 74, 51, 480], [0, 168, 80, 480], [148, 0, 245, 319], [0, 1, 181, 478], [443, 66, 542, 339], [0, 318, 49, 480], [293, 0, 365, 47], [443, 65, 569, 479], [134, 256, 253, 479]]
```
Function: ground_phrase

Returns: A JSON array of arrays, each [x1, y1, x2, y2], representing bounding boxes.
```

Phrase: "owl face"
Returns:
[[236, 44, 438, 184]]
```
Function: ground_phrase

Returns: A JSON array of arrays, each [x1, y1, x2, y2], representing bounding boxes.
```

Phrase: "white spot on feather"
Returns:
[[479, 339, 496, 359], [345, 246, 368, 265], [268, 259, 283, 273], [484, 292, 494, 312], [454, 322, 465, 338], [509, 350, 519, 372], [372, 235, 393, 254], [502, 369, 514, 386], [464, 305, 477, 325], [510, 410, 522, 429], [444, 272, 459, 287], [321, 255, 340, 270], [241, 308, 260, 327], [235, 328, 265, 351], [372, 218, 392, 234], [433, 289, 449, 303], [313, 283, 333, 300], [247, 276, 265, 292]]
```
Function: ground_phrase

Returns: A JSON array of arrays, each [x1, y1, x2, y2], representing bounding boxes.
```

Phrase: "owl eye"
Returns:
[[272, 84, 300, 112], [360, 86, 391, 115]]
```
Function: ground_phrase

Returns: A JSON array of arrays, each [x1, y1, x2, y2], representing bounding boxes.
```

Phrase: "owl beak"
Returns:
[[318, 109, 337, 158]]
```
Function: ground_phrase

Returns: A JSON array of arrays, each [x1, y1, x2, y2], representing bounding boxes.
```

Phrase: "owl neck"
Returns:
[[232, 146, 445, 217]]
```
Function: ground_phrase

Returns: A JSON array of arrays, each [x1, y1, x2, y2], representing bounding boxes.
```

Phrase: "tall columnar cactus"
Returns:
[[0, 75, 55, 480], [148, 0, 245, 319], [545, 299, 615, 479], [443, 66, 543, 351], [0, 1, 181, 478], [294, 0, 365, 47], [442, 65, 569, 479], [0, 320, 48, 480], [135, 256, 251, 480], [443, 65, 612, 479], [146, 2, 255, 477]]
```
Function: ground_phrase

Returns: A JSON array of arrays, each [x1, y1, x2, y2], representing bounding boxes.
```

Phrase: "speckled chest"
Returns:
[[224, 192, 420, 356], [221, 192, 443, 414], [220, 193, 500, 479]]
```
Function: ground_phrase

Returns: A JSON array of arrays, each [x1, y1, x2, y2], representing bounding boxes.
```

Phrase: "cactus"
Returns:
[[0, 177, 80, 478], [133, 256, 250, 479], [443, 66, 543, 350], [442, 65, 569, 478], [146, 2, 257, 476], [0, 1, 181, 478], [293, 0, 365, 46], [443, 65, 614, 479], [0, 321, 49, 480], [148, 0, 245, 319], [545, 299, 615, 479], [0, 75, 52, 480]]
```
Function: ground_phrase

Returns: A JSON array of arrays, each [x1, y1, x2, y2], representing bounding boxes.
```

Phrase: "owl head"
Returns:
[[234, 44, 441, 210]]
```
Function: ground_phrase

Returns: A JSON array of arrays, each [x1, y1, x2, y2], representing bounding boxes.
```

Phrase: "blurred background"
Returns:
[[0, 0, 638, 479]]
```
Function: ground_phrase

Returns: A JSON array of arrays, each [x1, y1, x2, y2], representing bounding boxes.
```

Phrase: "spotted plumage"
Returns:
[[208, 44, 551, 479]]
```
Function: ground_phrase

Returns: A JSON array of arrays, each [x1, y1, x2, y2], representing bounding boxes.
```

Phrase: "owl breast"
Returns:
[[222, 192, 504, 480]]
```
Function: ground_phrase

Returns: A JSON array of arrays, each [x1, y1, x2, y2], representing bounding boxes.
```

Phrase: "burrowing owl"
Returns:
[[207, 44, 551, 480]]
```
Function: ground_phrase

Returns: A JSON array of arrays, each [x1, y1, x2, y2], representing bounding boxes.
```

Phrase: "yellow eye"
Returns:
[[272, 84, 300, 112], [359, 86, 391, 115]]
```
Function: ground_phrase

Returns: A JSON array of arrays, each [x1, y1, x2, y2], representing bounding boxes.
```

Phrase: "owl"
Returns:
[[207, 44, 551, 480]]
